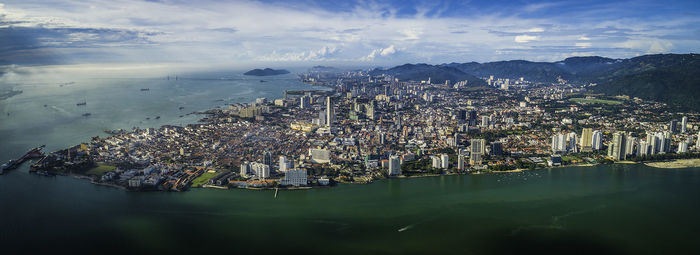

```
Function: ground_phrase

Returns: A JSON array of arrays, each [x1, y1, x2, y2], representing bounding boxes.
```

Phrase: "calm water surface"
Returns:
[[1, 73, 699, 254]]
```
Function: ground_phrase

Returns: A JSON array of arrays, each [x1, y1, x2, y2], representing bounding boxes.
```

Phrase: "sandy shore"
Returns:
[[645, 159, 700, 168]]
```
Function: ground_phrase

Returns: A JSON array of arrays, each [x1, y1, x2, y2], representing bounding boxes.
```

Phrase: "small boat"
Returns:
[[179, 106, 185, 110], [77, 102, 87, 106], [260, 80, 267, 83], [82, 113, 91, 117], [155, 116, 160, 119], [140, 88, 150, 91]]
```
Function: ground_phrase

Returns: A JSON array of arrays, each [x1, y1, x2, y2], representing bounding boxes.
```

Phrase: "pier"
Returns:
[[0, 146, 45, 175]]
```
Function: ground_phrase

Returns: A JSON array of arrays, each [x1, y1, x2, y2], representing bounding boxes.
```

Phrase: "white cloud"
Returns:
[[362, 45, 398, 61], [514, 35, 539, 43], [578, 36, 591, 40], [575, 42, 592, 48], [527, 27, 545, 33]]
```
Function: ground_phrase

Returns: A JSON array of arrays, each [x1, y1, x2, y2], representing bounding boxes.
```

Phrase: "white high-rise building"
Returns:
[[457, 154, 465, 170], [240, 161, 251, 176], [551, 134, 566, 153], [592, 131, 603, 150], [567, 132, 578, 153], [431, 156, 442, 169], [250, 162, 270, 178], [388, 156, 401, 176], [440, 154, 449, 169], [281, 169, 307, 186], [682, 116, 688, 133], [279, 156, 293, 172], [678, 142, 689, 153]]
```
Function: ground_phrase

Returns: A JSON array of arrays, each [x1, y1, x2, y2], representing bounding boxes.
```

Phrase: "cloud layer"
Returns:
[[0, 0, 698, 68]]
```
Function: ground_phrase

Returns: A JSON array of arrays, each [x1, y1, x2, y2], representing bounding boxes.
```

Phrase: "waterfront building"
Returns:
[[592, 130, 603, 150], [471, 139, 486, 155], [251, 162, 270, 178], [551, 134, 566, 153], [567, 132, 578, 153], [431, 156, 442, 169], [280, 169, 307, 187], [609, 132, 627, 161], [678, 142, 689, 153], [457, 154, 465, 170], [240, 161, 251, 176], [639, 141, 651, 156], [580, 128, 593, 151], [469, 153, 482, 165], [625, 136, 637, 156], [388, 156, 401, 176], [441, 154, 449, 169]]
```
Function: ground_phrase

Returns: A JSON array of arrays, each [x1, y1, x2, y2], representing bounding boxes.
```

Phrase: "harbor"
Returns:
[[0, 146, 45, 175]]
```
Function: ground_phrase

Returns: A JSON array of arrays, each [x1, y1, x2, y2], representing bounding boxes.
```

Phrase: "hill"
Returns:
[[369, 63, 486, 86]]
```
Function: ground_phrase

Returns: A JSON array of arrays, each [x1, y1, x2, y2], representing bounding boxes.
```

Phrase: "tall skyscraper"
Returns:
[[490, 142, 503, 156], [388, 156, 401, 176], [551, 134, 566, 153], [440, 154, 449, 169], [279, 156, 293, 172], [592, 130, 603, 150], [670, 119, 678, 133], [325, 96, 334, 127], [625, 136, 637, 156], [580, 128, 593, 151], [567, 132, 578, 153], [263, 151, 272, 166], [681, 116, 688, 133], [678, 142, 689, 153], [431, 156, 442, 169], [609, 132, 627, 161]]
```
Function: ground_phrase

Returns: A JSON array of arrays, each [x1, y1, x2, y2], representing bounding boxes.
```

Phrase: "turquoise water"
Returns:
[[1, 73, 699, 254]]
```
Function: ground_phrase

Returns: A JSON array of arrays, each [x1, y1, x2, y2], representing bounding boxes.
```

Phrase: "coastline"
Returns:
[[644, 158, 700, 169]]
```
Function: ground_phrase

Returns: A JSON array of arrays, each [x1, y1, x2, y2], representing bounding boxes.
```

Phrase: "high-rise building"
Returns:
[[592, 130, 603, 150], [250, 162, 270, 178], [639, 141, 651, 156], [678, 142, 689, 153], [326, 96, 335, 127], [625, 136, 637, 156], [670, 119, 678, 133], [471, 139, 486, 155], [300, 96, 311, 109], [431, 156, 442, 169], [490, 142, 503, 156], [440, 154, 449, 169], [580, 128, 593, 151], [469, 153, 482, 165], [263, 151, 272, 166], [389, 156, 401, 176], [682, 116, 688, 133], [567, 132, 578, 153], [240, 161, 250, 176], [457, 154, 465, 170], [481, 116, 489, 127], [609, 132, 627, 161], [551, 134, 566, 153], [279, 156, 293, 172]]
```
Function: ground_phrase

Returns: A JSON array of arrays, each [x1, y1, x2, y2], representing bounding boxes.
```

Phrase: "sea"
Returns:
[[1, 71, 699, 254]]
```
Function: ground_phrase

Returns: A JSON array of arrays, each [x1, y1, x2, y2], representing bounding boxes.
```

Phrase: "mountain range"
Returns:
[[370, 54, 700, 110]]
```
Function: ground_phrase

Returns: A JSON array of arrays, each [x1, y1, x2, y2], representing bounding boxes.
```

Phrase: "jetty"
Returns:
[[1, 145, 45, 175]]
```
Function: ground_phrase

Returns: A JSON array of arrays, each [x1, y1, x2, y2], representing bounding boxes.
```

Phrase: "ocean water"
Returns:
[[1, 72, 700, 254]]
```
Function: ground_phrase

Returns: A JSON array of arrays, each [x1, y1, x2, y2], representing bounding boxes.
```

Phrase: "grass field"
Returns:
[[86, 164, 116, 176], [569, 98, 622, 105], [190, 171, 219, 187]]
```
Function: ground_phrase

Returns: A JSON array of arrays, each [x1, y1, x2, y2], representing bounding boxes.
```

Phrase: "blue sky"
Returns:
[[0, 0, 699, 71]]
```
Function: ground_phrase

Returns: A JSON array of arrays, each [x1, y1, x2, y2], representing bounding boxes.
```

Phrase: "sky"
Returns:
[[1, 0, 699, 72]]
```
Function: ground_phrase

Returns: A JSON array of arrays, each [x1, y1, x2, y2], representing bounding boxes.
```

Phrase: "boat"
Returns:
[[140, 88, 150, 91], [155, 116, 160, 119], [260, 80, 267, 83], [82, 113, 91, 117], [77, 102, 87, 106], [179, 106, 185, 110]]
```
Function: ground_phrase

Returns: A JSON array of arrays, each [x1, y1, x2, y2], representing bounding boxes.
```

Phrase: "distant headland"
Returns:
[[244, 68, 290, 76]]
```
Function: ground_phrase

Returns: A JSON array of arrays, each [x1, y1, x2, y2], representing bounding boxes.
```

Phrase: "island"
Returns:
[[243, 68, 290, 76]]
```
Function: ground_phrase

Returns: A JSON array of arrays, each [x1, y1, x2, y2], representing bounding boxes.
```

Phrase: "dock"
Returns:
[[1, 146, 45, 175]]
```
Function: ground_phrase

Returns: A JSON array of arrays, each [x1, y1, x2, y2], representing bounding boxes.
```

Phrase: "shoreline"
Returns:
[[643, 158, 700, 169]]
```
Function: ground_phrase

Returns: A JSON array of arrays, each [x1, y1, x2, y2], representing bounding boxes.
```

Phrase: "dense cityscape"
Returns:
[[24, 68, 700, 191]]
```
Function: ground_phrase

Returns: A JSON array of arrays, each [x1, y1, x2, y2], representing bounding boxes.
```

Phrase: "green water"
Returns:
[[1, 73, 699, 254], [1, 164, 699, 254]]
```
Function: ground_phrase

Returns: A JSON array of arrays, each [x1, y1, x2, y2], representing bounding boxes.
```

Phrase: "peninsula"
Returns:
[[26, 54, 700, 192]]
